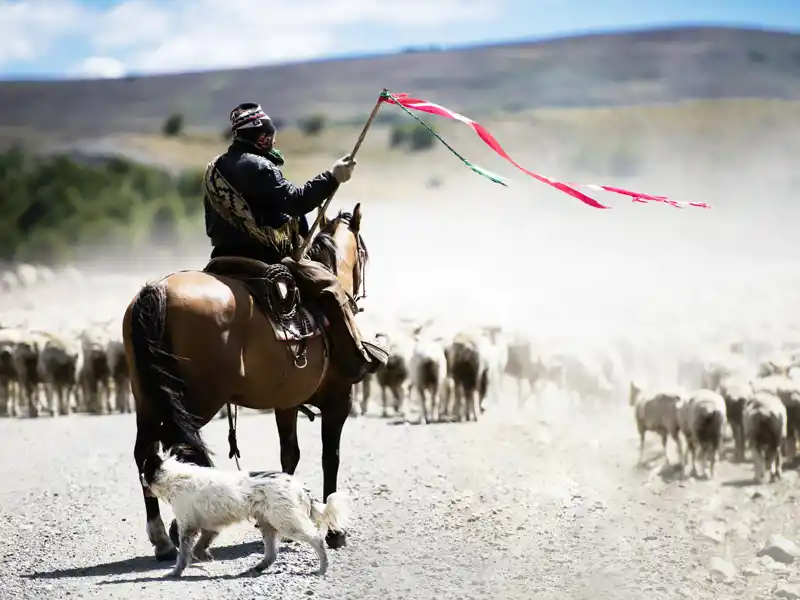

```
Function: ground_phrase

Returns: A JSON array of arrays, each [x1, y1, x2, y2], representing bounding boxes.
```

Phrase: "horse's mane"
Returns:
[[305, 210, 369, 274], [306, 231, 338, 274]]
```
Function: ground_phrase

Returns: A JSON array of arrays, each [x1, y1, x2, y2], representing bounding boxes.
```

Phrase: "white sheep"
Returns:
[[743, 390, 787, 482], [37, 332, 81, 416], [629, 381, 684, 466], [752, 374, 800, 461], [718, 377, 753, 462], [678, 389, 727, 478], [409, 336, 448, 424], [504, 336, 547, 408]]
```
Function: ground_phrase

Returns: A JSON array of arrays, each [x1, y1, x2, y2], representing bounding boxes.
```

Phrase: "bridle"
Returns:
[[329, 213, 368, 313]]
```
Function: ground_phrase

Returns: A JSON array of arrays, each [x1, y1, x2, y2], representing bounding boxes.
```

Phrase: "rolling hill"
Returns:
[[1, 25, 799, 145]]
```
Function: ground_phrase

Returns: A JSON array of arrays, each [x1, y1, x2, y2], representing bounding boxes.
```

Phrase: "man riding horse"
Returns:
[[203, 102, 387, 382]]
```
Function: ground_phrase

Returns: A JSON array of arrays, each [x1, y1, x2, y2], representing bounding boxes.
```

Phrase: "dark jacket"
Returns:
[[205, 140, 338, 263]]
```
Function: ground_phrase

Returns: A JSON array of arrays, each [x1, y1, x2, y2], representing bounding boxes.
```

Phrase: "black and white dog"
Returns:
[[140, 444, 349, 578]]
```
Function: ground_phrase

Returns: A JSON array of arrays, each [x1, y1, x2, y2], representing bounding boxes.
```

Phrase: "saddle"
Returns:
[[203, 257, 326, 343]]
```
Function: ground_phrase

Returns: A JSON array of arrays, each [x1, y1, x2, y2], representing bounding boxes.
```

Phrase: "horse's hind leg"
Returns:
[[134, 417, 176, 561], [275, 408, 301, 475], [275, 407, 301, 544]]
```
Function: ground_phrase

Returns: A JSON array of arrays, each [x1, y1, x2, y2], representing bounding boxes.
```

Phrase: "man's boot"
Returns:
[[319, 295, 388, 382], [279, 256, 388, 381]]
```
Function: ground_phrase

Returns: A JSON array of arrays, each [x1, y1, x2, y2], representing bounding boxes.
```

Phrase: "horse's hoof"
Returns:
[[155, 545, 178, 562], [169, 519, 179, 548], [325, 530, 347, 549]]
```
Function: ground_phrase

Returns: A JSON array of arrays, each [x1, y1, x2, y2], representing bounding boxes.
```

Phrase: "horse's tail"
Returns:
[[129, 281, 213, 465]]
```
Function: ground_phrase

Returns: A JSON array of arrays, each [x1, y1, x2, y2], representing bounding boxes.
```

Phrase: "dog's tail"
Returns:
[[129, 281, 212, 465], [310, 492, 350, 535]]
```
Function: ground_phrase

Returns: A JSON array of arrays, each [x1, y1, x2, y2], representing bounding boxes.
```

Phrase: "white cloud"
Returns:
[[0, 0, 88, 64], [94, 0, 498, 73], [72, 56, 127, 79], [0, 0, 500, 75]]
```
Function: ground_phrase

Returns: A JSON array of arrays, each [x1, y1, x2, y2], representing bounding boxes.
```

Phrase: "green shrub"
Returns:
[[388, 123, 436, 152], [298, 114, 326, 136], [0, 147, 206, 264], [163, 113, 185, 137]]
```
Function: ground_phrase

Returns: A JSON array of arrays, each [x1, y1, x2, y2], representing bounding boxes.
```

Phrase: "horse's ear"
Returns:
[[350, 203, 362, 233]]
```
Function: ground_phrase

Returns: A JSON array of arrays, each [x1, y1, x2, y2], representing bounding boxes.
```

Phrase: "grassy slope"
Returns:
[[0, 25, 799, 144]]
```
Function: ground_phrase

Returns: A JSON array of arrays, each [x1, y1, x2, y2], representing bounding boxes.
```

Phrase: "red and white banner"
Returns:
[[380, 92, 710, 210]]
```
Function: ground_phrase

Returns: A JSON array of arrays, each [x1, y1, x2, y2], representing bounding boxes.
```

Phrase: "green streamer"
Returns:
[[382, 91, 508, 187]]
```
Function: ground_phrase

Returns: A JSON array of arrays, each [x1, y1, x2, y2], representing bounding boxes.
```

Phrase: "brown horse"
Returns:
[[123, 205, 368, 562]]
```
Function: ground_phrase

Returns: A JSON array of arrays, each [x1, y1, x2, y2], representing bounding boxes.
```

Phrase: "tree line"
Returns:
[[0, 146, 206, 264]]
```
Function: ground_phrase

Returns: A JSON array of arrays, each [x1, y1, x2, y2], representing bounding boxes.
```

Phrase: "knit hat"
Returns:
[[229, 102, 276, 135]]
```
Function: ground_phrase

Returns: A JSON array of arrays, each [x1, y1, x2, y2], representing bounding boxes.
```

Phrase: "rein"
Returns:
[[331, 212, 368, 309]]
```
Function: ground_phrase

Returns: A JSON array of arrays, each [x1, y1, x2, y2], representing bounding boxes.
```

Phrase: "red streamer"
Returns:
[[380, 93, 710, 210]]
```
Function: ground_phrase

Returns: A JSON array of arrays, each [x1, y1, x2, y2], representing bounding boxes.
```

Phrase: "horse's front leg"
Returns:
[[275, 407, 300, 475], [321, 384, 351, 549]]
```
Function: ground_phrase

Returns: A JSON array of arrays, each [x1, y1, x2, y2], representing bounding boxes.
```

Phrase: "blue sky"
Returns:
[[1, 0, 798, 80]]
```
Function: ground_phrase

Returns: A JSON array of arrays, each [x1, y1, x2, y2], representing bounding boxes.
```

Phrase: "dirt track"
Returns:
[[3, 391, 800, 600], [3, 186, 800, 600]]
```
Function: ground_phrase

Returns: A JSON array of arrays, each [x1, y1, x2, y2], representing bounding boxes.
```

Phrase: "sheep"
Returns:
[[479, 325, 508, 406], [37, 332, 81, 416], [718, 377, 753, 462], [629, 381, 684, 466], [504, 336, 547, 408], [444, 330, 487, 422], [678, 389, 727, 478], [751, 375, 800, 462], [350, 372, 373, 418], [757, 353, 796, 378], [375, 334, 413, 419], [546, 350, 614, 407], [11, 330, 46, 417], [78, 324, 113, 414], [743, 391, 787, 482], [408, 336, 448, 424], [0, 271, 19, 294], [13, 263, 39, 288], [106, 336, 132, 413], [0, 328, 23, 416]]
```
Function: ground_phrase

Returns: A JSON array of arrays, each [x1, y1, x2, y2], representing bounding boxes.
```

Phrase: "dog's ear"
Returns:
[[170, 443, 195, 462], [141, 442, 163, 486]]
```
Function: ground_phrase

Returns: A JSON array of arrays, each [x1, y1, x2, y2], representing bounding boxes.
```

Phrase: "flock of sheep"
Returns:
[[359, 311, 800, 486], [0, 315, 130, 418], [0, 262, 626, 423], [631, 349, 800, 484], [0, 263, 131, 418], [3, 260, 800, 490]]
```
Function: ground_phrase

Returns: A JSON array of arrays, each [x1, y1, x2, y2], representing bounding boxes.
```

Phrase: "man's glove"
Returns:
[[330, 154, 356, 184]]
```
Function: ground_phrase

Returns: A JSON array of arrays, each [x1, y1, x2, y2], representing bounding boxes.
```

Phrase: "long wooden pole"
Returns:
[[293, 87, 387, 260]]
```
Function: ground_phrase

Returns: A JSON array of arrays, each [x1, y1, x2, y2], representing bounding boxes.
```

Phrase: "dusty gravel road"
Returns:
[[3, 393, 800, 600]]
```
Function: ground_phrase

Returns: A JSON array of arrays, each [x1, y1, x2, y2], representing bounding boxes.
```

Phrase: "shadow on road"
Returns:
[[22, 540, 270, 579], [721, 478, 761, 488]]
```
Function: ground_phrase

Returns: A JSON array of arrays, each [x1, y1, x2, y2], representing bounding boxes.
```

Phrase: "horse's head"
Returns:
[[309, 203, 368, 304]]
